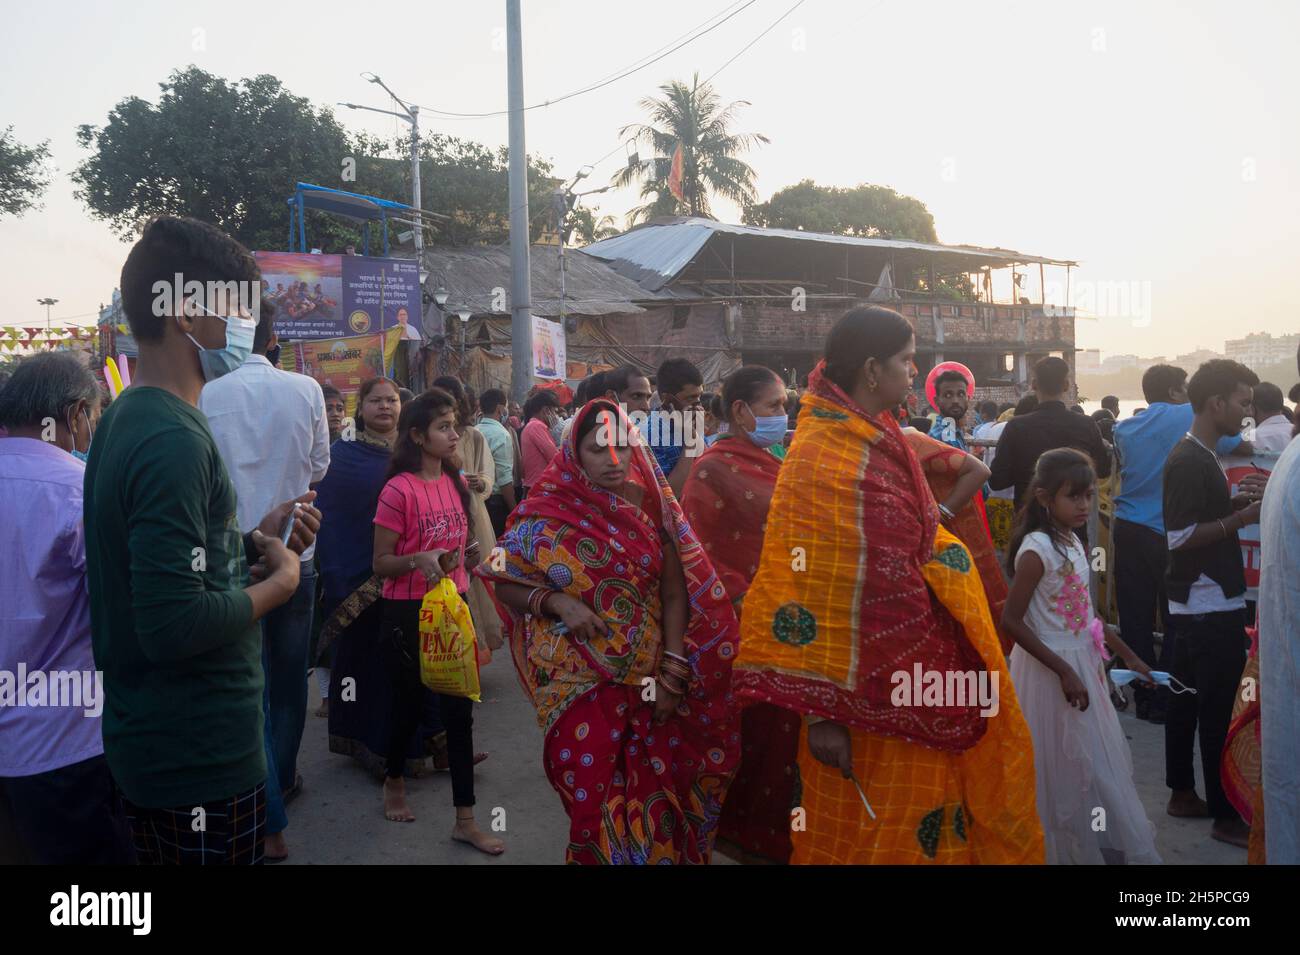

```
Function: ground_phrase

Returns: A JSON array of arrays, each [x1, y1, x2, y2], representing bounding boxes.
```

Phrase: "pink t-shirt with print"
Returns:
[[374, 471, 470, 599]]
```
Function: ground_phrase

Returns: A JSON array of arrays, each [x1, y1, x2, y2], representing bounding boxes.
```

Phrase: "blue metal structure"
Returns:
[[285, 182, 422, 256]]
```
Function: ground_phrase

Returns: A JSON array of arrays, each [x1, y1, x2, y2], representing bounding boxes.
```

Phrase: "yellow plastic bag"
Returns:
[[418, 577, 482, 701]]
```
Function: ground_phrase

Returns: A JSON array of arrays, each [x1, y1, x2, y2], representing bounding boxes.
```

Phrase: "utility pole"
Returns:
[[37, 297, 58, 335], [506, 0, 533, 404], [341, 74, 423, 258]]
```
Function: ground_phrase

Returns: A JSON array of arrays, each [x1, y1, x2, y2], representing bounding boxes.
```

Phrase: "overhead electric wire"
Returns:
[[414, 0, 758, 118], [704, 0, 808, 84]]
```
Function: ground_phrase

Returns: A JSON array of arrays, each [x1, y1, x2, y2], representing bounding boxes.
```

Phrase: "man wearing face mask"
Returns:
[[0, 353, 135, 864], [200, 297, 330, 862], [83, 216, 322, 865]]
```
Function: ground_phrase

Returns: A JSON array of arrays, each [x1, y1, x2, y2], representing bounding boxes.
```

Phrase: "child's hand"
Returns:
[[1059, 669, 1090, 711], [1120, 653, 1157, 686]]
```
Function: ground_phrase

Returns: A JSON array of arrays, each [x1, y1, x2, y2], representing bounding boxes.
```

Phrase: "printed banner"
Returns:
[[1220, 452, 1279, 601], [255, 251, 422, 342], [286, 329, 401, 416], [531, 314, 566, 381]]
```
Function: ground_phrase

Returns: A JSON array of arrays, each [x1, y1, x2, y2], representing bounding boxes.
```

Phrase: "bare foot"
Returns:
[[1211, 817, 1250, 848], [314, 699, 329, 718], [452, 815, 505, 855], [383, 777, 415, 822], [1167, 788, 1209, 818], [265, 831, 289, 863]]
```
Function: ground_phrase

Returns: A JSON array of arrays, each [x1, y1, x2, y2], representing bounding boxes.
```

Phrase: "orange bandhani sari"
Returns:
[[1223, 626, 1265, 864], [733, 364, 1042, 864], [902, 428, 1013, 654], [682, 434, 798, 863]]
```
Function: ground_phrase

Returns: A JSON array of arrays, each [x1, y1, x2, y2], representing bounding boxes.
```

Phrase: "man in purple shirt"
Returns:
[[0, 353, 133, 863]]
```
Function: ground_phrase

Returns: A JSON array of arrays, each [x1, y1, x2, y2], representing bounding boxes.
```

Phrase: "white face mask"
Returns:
[[1109, 669, 1197, 694]]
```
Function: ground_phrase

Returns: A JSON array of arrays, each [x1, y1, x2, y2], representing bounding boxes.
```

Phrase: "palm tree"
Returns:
[[570, 207, 620, 245], [612, 73, 768, 224]]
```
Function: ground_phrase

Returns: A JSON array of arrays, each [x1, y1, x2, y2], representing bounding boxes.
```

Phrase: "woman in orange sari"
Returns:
[[735, 306, 1042, 864], [477, 399, 740, 864], [900, 422, 1013, 653], [681, 365, 798, 863]]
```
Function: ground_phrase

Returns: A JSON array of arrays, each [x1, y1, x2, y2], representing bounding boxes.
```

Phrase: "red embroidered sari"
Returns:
[[681, 434, 799, 863], [477, 400, 740, 864]]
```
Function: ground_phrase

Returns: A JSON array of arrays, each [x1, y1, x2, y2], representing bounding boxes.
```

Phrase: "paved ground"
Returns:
[[283, 665, 1246, 866]]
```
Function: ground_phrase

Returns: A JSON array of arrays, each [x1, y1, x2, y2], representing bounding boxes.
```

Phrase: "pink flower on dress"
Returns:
[[1054, 570, 1090, 634]]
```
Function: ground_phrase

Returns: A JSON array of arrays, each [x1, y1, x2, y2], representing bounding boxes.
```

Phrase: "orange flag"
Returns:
[[667, 142, 685, 202]]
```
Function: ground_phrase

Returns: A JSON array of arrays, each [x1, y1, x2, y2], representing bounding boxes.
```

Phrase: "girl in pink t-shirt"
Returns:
[[372, 387, 503, 856]]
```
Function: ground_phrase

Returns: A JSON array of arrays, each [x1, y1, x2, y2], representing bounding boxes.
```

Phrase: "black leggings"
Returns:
[[380, 598, 476, 807]]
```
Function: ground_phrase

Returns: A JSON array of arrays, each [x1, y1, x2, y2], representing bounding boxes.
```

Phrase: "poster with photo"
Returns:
[[255, 251, 421, 342], [531, 314, 565, 380]]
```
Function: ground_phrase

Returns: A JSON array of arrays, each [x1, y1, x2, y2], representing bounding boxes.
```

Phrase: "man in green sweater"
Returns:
[[84, 216, 321, 865]]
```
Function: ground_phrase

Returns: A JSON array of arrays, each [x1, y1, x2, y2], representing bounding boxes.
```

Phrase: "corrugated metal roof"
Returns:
[[581, 217, 1077, 292], [421, 244, 664, 317]]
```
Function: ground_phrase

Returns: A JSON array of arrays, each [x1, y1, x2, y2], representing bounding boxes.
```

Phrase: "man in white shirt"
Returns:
[[1248, 381, 1293, 454], [200, 300, 329, 861]]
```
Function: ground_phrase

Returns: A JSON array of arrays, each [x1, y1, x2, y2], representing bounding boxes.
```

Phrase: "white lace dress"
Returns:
[[1008, 530, 1161, 865]]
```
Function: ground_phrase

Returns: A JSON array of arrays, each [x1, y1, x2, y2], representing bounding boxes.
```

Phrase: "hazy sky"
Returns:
[[3, 0, 1297, 357]]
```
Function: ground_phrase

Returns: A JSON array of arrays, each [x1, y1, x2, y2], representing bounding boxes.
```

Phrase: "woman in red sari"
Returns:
[[478, 398, 739, 864], [681, 365, 799, 863]]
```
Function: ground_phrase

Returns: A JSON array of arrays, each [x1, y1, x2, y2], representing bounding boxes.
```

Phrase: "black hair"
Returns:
[[822, 306, 914, 393], [1069, 404, 1085, 414], [0, 352, 100, 430], [934, 370, 967, 390], [523, 390, 561, 421], [355, 375, 400, 432], [1187, 359, 1259, 413], [1141, 364, 1187, 405], [432, 375, 473, 427], [1013, 394, 1039, 416], [1090, 408, 1115, 422], [1252, 381, 1284, 415], [321, 383, 343, 403], [1101, 395, 1120, 413], [721, 365, 781, 419], [1006, 448, 1096, 575], [585, 371, 609, 403], [908, 416, 933, 431], [253, 297, 275, 354], [574, 398, 622, 448], [119, 216, 260, 342], [1032, 356, 1069, 396], [978, 400, 999, 421], [398, 387, 415, 404], [479, 388, 507, 416], [384, 388, 471, 517], [605, 364, 648, 396], [572, 377, 591, 408], [655, 358, 702, 397]]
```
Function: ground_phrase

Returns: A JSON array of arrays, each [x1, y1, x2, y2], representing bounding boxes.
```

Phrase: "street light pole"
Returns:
[[37, 297, 58, 334], [506, 0, 533, 404], [342, 72, 423, 260]]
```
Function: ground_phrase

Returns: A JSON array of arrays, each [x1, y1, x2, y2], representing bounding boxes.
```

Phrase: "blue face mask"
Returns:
[[69, 408, 92, 462], [1109, 669, 1197, 694], [182, 303, 256, 382], [745, 406, 788, 448]]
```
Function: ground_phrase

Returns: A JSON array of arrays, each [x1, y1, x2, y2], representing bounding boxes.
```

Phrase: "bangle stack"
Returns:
[[527, 587, 553, 618], [937, 503, 955, 522], [658, 650, 692, 696]]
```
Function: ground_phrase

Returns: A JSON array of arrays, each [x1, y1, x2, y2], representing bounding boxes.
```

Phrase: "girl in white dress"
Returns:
[[1002, 448, 1161, 864]]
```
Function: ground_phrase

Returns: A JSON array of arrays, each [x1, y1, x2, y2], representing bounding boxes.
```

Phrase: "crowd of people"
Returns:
[[2, 214, 1297, 866]]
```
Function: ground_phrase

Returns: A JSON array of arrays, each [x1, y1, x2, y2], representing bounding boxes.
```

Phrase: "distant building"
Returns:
[[1076, 348, 1101, 375], [1224, 332, 1300, 369], [1100, 353, 1141, 374]]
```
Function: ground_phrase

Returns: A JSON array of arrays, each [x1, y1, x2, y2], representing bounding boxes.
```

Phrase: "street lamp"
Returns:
[[456, 307, 472, 361], [339, 72, 423, 260], [37, 297, 58, 334]]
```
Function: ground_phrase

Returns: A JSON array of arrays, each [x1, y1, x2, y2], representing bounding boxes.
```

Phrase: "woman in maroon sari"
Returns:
[[681, 365, 798, 863], [478, 399, 739, 864]]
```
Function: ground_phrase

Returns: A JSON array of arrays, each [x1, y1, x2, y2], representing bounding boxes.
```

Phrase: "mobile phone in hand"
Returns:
[[280, 504, 300, 546]]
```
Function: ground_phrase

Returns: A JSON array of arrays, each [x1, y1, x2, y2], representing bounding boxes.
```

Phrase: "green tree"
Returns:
[[569, 207, 619, 245], [349, 131, 557, 246], [612, 73, 767, 224], [73, 68, 358, 252], [744, 179, 937, 242], [0, 126, 52, 219]]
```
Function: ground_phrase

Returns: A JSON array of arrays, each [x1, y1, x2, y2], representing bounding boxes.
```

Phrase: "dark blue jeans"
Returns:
[[262, 562, 316, 796]]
